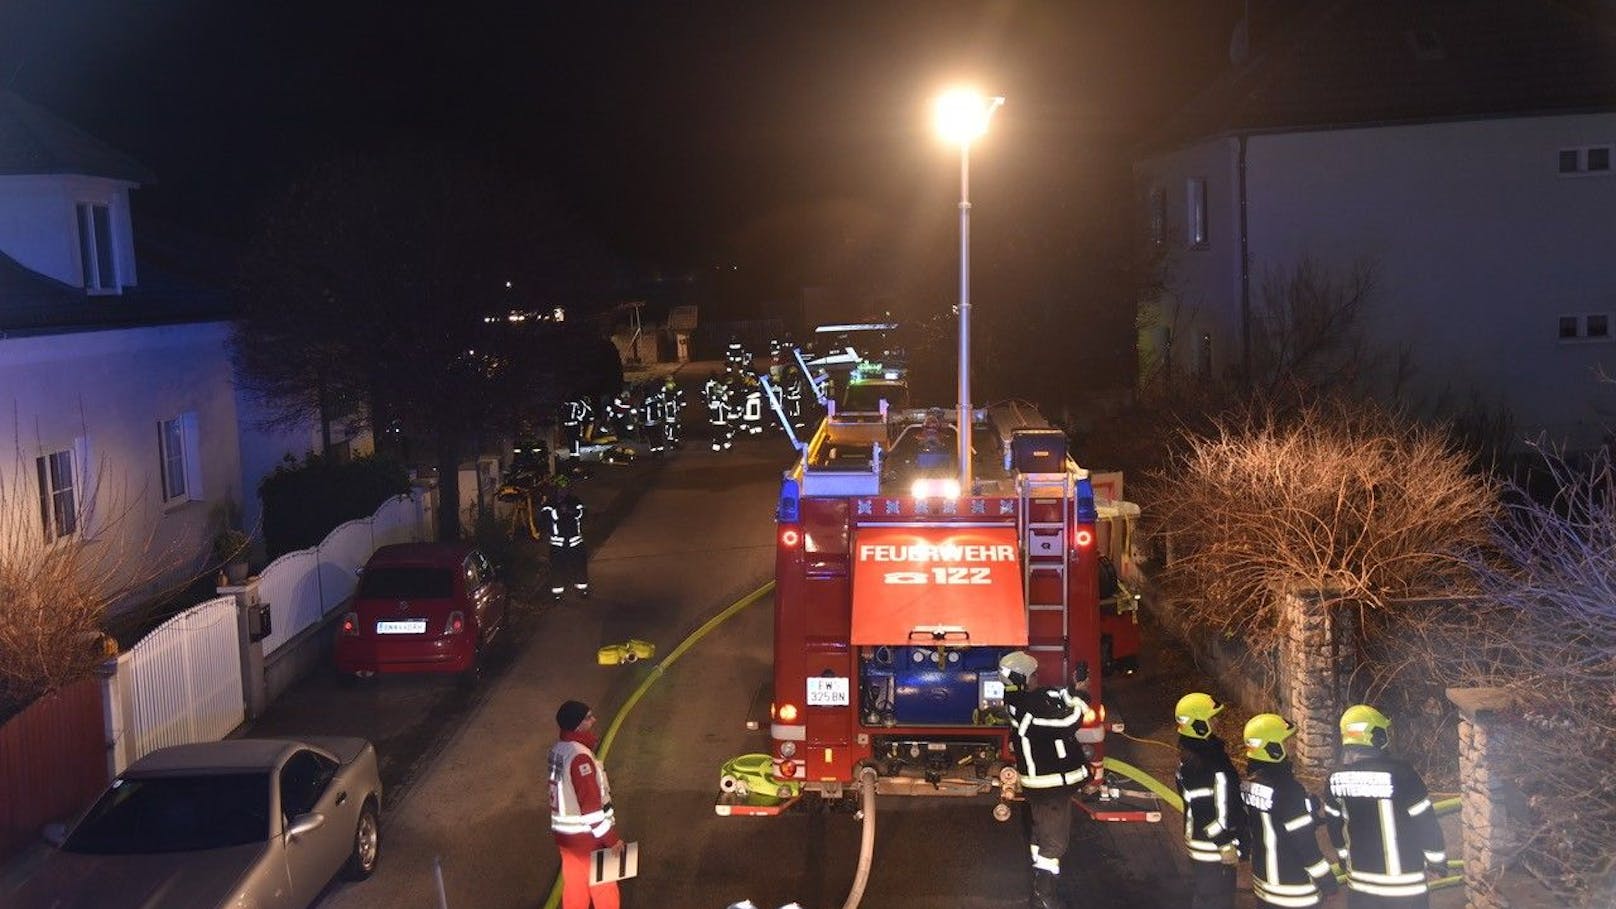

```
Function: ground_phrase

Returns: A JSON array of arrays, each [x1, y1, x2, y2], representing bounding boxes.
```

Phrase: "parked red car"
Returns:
[[335, 542, 507, 682]]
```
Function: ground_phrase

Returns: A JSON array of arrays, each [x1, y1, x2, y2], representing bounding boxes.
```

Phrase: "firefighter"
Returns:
[[999, 651, 1092, 909], [1323, 704, 1447, 908], [725, 337, 749, 371], [540, 476, 589, 600], [783, 365, 805, 428], [1240, 713, 1340, 908], [660, 375, 684, 448], [639, 380, 665, 455], [549, 700, 622, 909], [704, 371, 727, 451], [741, 372, 765, 435], [1175, 692, 1247, 909], [561, 395, 592, 458], [609, 385, 637, 447]]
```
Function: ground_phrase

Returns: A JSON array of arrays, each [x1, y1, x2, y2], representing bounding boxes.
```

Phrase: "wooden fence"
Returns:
[[0, 678, 106, 859]]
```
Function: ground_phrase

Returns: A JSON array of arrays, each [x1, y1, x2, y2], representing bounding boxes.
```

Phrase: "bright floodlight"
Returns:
[[934, 89, 1004, 144]]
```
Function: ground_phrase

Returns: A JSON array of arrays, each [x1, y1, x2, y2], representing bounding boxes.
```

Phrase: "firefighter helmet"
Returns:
[[1243, 713, 1296, 763], [998, 651, 1039, 689], [1340, 704, 1391, 748], [1175, 692, 1224, 740]]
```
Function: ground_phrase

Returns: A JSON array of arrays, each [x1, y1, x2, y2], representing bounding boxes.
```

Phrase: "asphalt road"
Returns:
[[240, 425, 1212, 909]]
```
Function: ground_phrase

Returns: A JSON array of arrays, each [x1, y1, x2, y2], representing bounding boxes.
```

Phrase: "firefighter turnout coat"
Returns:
[[1004, 684, 1093, 789], [1242, 761, 1336, 907], [548, 734, 620, 850], [1323, 745, 1447, 900], [1177, 735, 1247, 865]]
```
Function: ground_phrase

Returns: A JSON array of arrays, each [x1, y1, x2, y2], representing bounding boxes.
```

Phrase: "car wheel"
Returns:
[[458, 648, 484, 689], [343, 800, 381, 881]]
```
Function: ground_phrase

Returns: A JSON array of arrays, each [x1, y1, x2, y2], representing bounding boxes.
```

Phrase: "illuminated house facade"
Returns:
[[0, 91, 318, 612], [1134, 1, 1616, 449]]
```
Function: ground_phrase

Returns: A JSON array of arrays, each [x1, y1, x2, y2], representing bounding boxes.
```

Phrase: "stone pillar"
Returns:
[[1448, 687, 1515, 909], [1279, 587, 1352, 775], [218, 577, 267, 720]]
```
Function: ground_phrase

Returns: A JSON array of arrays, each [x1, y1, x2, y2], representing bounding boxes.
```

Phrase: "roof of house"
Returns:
[[0, 230, 233, 336], [1142, 0, 1616, 155], [0, 91, 156, 184]]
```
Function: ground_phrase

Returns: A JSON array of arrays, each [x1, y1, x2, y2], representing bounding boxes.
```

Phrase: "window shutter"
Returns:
[[181, 412, 203, 500]]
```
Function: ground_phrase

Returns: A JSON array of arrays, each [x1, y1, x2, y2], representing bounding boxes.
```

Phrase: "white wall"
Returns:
[[1138, 112, 1616, 448], [0, 174, 138, 288], [0, 321, 241, 612]]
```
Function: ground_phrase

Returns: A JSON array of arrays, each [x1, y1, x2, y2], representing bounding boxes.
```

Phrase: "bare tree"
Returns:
[[1399, 445, 1616, 902]]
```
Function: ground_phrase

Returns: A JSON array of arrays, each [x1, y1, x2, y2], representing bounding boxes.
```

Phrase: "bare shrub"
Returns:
[[1433, 446, 1616, 902], [1145, 398, 1496, 672], [0, 460, 173, 712]]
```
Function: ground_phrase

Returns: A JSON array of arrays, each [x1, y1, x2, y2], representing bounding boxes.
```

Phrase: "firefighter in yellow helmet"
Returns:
[[1240, 713, 1339, 907], [1323, 705, 1447, 907], [1174, 692, 1246, 909]]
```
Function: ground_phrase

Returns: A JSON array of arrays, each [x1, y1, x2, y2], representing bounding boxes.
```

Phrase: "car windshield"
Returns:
[[358, 566, 454, 599], [63, 773, 271, 854]]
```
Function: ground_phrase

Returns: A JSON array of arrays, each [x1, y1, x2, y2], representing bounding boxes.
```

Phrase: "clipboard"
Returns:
[[590, 841, 639, 885]]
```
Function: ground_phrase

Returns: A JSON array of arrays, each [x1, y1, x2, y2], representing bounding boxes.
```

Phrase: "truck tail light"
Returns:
[[341, 612, 359, 636], [1073, 528, 1094, 549], [446, 611, 465, 635], [778, 702, 800, 722], [780, 527, 801, 548]]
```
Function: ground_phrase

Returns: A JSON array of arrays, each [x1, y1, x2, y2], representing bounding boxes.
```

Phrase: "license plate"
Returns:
[[806, 677, 849, 706], [376, 620, 427, 635]]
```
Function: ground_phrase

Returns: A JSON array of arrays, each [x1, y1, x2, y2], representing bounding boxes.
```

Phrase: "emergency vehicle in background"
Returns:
[[719, 359, 1147, 821]]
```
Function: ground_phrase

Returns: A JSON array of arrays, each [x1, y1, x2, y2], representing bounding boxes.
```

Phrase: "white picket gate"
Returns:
[[103, 595, 244, 775]]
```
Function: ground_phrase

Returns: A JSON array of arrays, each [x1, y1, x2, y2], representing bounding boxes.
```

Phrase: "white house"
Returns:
[[1134, 1, 1616, 450], [0, 91, 338, 615]]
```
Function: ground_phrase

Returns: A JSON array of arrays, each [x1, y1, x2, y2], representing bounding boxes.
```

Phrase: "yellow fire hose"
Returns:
[[542, 580, 776, 909], [1102, 756, 1465, 890]]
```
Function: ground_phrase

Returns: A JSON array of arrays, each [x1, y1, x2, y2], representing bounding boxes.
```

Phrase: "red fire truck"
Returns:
[[720, 380, 1145, 820]]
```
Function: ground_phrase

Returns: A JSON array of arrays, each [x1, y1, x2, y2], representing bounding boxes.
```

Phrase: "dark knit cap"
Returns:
[[556, 700, 591, 732]]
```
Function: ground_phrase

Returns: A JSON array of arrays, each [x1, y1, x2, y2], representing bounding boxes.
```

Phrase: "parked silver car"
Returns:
[[11, 737, 382, 908]]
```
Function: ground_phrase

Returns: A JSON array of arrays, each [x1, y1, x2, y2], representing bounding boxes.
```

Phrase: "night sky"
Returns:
[[1, 2, 1246, 314]]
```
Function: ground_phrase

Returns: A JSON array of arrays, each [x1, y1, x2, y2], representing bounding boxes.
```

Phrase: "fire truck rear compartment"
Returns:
[[859, 644, 1010, 727]]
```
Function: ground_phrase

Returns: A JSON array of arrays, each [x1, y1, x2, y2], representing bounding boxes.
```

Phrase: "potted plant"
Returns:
[[213, 528, 252, 585]]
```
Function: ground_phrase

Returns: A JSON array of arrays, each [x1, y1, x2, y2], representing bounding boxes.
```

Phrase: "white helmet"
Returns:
[[999, 651, 1039, 688]]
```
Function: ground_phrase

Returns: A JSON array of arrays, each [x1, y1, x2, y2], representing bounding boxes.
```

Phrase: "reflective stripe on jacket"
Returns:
[[548, 739, 616, 848], [1243, 763, 1334, 907], [1177, 735, 1246, 863], [1005, 685, 1092, 789], [1323, 747, 1445, 897]]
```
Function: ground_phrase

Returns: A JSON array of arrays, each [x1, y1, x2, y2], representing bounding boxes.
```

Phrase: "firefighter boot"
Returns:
[[1030, 870, 1064, 909]]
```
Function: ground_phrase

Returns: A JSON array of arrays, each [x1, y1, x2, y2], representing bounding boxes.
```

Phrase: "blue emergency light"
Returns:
[[1075, 477, 1097, 524], [777, 476, 801, 523]]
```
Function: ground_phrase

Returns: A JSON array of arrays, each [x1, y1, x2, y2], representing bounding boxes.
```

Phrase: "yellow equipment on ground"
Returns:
[[597, 639, 656, 665]]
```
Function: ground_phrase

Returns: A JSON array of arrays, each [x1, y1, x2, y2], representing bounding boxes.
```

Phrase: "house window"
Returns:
[[1148, 186, 1167, 246], [1559, 314, 1613, 342], [37, 448, 77, 540], [1558, 147, 1614, 176], [158, 413, 202, 503], [1187, 178, 1208, 248], [75, 202, 117, 292]]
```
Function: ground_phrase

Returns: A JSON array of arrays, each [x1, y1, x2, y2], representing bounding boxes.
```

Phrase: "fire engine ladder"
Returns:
[[1018, 472, 1072, 677]]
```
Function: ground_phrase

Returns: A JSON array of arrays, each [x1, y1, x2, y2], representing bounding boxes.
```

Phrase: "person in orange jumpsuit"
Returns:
[[548, 700, 622, 908]]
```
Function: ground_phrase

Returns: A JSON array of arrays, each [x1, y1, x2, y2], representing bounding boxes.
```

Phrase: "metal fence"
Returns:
[[103, 595, 244, 776], [256, 491, 432, 654]]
